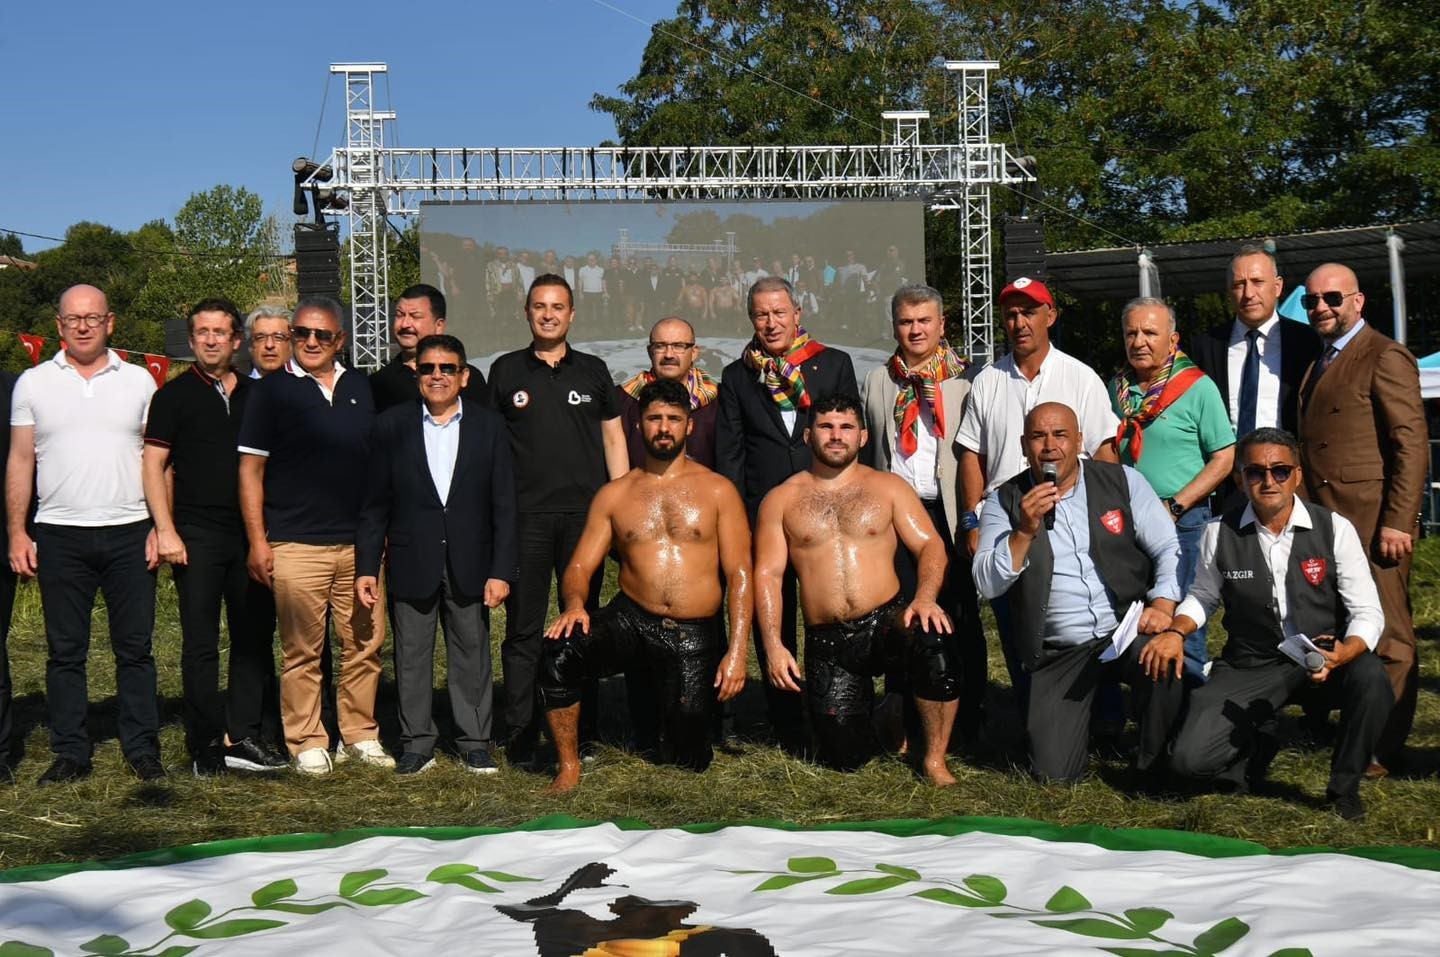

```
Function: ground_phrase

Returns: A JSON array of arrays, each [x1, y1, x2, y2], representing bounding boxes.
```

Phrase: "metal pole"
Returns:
[[1138, 250, 1153, 298], [1386, 229, 1407, 346]]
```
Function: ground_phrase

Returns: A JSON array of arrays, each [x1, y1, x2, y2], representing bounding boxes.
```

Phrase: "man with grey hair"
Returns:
[[237, 296, 389, 774], [245, 305, 293, 378], [1187, 243, 1321, 448], [717, 275, 858, 752], [1108, 296, 1235, 683], [863, 284, 985, 743]]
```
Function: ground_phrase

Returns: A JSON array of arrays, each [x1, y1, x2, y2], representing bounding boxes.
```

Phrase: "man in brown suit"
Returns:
[[1298, 262, 1426, 773]]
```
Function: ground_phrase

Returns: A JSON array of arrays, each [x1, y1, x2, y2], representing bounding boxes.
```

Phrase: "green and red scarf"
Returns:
[[742, 327, 826, 411], [888, 341, 970, 457], [1111, 348, 1204, 463], [619, 367, 719, 409]]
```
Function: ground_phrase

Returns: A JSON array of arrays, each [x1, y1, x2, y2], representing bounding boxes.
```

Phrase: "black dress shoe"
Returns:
[[1327, 790, 1366, 821], [128, 754, 166, 782], [224, 737, 289, 772], [38, 756, 93, 786], [192, 747, 227, 778], [394, 752, 436, 776]]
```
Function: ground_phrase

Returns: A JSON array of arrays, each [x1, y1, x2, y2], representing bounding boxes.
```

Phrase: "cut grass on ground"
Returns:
[[0, 540, 1437, 871]]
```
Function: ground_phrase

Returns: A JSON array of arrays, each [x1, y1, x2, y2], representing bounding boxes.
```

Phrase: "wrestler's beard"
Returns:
[[813, 443, 859, 468], [644, 435, 686, 461]]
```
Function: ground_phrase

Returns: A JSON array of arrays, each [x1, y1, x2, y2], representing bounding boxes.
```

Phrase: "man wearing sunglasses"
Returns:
[[1297, 262, 1426, 777], [1165, 428, 1390, 819], [238, 296, 390, 775], [357, 334, 517, 776]]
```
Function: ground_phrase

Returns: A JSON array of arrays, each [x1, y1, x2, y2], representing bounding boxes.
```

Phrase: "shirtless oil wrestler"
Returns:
[[754, 393, 960, 785], [540, 378, 753, 792]]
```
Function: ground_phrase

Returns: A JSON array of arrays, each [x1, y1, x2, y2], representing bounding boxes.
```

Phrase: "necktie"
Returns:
[[1302, 345, 1339, 409], [1236, 328, 1261, 438]]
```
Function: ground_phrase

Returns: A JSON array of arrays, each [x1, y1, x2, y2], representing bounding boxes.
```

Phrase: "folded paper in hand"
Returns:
[[1277, 632, 1324, 668], [1099, 600, 1144, 662]]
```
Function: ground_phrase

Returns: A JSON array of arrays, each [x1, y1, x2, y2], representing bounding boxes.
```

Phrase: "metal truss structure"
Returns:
[[317, 61, 1034, 369]]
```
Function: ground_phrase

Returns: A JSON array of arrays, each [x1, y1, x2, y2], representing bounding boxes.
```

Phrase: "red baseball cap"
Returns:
[[998, 277, 1054, 308]]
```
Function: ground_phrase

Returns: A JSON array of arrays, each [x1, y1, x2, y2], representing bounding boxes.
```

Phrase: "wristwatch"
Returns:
[[960, 510, 981, 531], [1163, 497, 1186, 519]]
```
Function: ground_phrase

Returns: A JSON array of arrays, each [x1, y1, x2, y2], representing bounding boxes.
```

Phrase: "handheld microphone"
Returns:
[[1302, 651, 1326, 672], [1041, 463, 1058, 531]]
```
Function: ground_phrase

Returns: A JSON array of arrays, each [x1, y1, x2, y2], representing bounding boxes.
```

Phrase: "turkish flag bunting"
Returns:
[[113, 349, 130, 363], [17, 333, 44, 366], [145, 354, 169, 388]]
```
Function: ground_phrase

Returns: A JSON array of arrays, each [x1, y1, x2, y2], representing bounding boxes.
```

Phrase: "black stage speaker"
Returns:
[[294, 223, 342, 299], [1003, 217, 1046, 282]]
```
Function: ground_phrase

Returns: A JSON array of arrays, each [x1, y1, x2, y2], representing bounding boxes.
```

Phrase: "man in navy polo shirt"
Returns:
[[144, 297, 288, 777], [488, 274, 629, 766], [238, 296, 390, 775]]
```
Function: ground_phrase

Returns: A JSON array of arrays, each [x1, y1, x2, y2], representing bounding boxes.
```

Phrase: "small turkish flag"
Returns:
[[1300, 557, 1327, 586], [145, 354, 169, 388], [113, 349, 130, 363], [17, 333, 44, 366], [1100, 508, 1125, 535]]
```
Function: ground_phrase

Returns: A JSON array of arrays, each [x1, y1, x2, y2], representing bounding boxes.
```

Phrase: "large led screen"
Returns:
[[419, 199, 927, 383]]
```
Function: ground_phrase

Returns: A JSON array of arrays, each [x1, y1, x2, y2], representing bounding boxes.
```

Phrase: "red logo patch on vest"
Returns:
[[1300, 557, 1327, 586], [1100, 509, 1125, 535]]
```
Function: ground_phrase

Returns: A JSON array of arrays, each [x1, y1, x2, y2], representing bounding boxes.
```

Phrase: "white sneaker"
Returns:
[[295, 747, 333, 776], [338, 739, 395, 768]]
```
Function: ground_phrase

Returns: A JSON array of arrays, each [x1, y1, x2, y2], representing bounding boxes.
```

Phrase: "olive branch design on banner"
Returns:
[[0, 864, 540, 957], [725, 856, 1314, 957]]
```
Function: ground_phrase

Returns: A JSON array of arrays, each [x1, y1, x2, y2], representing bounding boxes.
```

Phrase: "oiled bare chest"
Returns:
[[788, 486, 887, 545], [621, 487, 708, 543]]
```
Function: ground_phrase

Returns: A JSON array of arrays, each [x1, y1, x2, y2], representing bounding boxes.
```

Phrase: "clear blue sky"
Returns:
[[0, 0, 680, 253]]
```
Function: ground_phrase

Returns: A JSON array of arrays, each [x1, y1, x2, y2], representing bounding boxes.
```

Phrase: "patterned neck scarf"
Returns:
[[619, 367, 718, 409], [1110, 347, 1204, 463], [888, 342, 970, 456], [741, 327, 826, 411]]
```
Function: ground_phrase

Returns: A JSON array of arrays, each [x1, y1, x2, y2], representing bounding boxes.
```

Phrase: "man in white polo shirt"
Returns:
[[6, 284, 162, 785], [957, 277, 1120, 706]]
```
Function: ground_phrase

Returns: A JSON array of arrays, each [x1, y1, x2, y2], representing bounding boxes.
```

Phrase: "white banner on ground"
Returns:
[[2, 820, 1438, 955]]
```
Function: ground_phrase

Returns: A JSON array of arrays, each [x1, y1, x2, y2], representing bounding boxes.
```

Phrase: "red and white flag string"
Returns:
[[17, 332, 171, 388]]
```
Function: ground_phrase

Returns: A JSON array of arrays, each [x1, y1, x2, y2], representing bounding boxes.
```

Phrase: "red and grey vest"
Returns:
[[997, 460, 1153, 673], [1213, 502, 1346, 668]]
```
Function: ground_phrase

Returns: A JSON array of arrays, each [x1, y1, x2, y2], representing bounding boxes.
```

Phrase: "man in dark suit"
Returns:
[[0, 370, 15, 784], [356, 334, 519, 775], [1298, 262, 1427, 774], [1187, 244, 1322, 463], [716, 276, 859, 749]]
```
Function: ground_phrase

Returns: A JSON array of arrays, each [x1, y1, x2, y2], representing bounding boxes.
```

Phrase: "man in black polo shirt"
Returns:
[[237, 295, 389, 775], [144, 298, 288, 777], [370, 284, 487, 412], [489, 273, 629, 766]]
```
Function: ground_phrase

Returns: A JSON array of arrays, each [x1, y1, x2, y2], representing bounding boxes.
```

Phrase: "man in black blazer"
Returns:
[[1187, 245, 1322, 439], [357, 334, 519, 775], [0, 370, 15, 784], [716, 276, 859, 750]]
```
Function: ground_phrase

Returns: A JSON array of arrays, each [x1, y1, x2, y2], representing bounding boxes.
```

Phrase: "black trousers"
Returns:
[[1027, 634, 1183, 782], [894, 498, 986, 724], [0, 567, 16, 764], [1171, 654, 1393, 798], [502, 511, 601, 747], [172, 523, 277, 756], [35, 520, 158, 764]]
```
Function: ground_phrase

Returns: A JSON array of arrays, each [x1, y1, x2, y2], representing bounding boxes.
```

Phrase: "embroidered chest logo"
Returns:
[[512, 389, 530, 409], [1099, 509, 1125, 535], [568, 390, 592, 405], [1300, 556, 1327, 586]]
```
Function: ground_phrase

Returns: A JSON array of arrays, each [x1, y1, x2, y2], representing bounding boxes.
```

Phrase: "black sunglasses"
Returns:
[[1242, 464, 1295, 484], [416, 362, 461, 377], [1300, 290, 1357, 311], [290, 326, 339, 344]]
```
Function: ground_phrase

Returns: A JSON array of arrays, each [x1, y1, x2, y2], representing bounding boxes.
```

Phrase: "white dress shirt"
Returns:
[[890, 401, 940, 501], [1225, 314, 1282, 431], [421, 398, 463, 506], [1176, 498, 1384, 649]]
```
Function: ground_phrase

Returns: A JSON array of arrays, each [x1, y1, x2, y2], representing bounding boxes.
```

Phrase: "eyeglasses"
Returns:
[[58, 314, 109, 329], [250, 332, 291, 345], [1300, 290, 1358, 311], [192, 330, 236, 342], [1242, 464, 1296, 484], [290, 326, 339, 344], [648, 341, 695, 353], [416, 362, 461, 377]]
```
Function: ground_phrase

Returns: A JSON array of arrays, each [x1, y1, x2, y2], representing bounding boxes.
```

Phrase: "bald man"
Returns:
[[1297, 262, 1426, 774], [972, 402, 1184, 783]]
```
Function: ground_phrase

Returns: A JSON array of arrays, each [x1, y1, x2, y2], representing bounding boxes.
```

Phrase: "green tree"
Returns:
[[0, 232, 23, 258]]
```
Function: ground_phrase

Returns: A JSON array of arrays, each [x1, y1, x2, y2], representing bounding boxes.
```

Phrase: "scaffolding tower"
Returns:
[[314, 60, 1033, 369]]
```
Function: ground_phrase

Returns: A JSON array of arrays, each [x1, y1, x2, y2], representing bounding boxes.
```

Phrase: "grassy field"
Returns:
[[0, 539, 1436, 873]]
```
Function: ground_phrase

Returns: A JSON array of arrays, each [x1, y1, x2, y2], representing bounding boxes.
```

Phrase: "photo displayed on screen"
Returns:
[[419, 198, 927, 383]]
